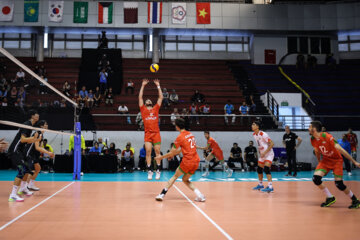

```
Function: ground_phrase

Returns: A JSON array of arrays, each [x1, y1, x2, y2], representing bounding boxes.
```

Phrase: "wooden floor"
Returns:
[[0, 181, 359, 240]]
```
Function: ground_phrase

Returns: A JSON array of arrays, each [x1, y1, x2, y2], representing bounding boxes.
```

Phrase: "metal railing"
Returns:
[[266, 91, 279, 121]]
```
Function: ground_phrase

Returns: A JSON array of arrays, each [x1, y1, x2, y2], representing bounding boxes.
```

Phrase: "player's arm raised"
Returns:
[[155, 146, 181, 161], [335, 143, 360, 167], [138, 78, 149, 108], [154, 79, 163, 107]]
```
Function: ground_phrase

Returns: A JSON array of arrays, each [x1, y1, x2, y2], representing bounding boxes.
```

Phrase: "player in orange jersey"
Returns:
[[196, 131, 233, 178], [309, 121, 360, 209], [139, 78, 163, 180], [345, 128, 358, 161], [155, 118, 205, 202]]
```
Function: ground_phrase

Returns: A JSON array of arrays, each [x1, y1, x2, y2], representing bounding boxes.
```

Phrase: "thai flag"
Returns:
[[147, 2, 162, 24]]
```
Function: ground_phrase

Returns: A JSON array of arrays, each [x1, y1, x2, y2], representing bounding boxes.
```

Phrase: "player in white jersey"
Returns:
[[251, 121, 275, 193]]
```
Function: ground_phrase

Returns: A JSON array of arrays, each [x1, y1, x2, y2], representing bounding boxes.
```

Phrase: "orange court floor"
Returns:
[[0, 179, 359, 240]]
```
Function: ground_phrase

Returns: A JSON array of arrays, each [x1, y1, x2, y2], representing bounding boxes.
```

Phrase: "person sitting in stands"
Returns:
[[88, 89, 94, 108], [118, 104, 131, 124], [162, 88, 170, 109], [63, 81, 71, 97], [99, 69, 108, 94], [191, 90, 205, 104], [106, 142, 118, 155], [125, 80, 134, 95], [89, 142, 102, 154], [121, 144, 135, 172], [94, 86, 101, 107], [169, 89, 179, 104], [15, 68, 25, 86], [105, 87, 113, 106]]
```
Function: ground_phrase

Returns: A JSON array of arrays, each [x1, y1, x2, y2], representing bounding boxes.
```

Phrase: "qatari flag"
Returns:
[[124, 2, 138, 24]]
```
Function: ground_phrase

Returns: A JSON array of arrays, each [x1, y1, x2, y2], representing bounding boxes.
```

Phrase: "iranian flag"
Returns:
[[98, 2, 113, 24]]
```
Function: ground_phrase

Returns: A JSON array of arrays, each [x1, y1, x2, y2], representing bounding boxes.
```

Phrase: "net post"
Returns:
[[73, 122, 82, 180]]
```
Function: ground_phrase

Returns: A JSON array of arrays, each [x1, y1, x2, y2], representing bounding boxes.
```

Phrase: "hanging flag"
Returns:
[[74, 1, 88, 23], [147, 2, 162, 24], [196, 3, 210, 24], [24, 0, 39, 22], [124, 2, 138, 24], [0, 0, 14, 22], [171, 3, 186, 25], [49, 1, 64, 22], [98, 2, 113, 24]]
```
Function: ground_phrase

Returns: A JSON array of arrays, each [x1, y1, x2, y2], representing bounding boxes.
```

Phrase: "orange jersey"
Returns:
[[140, 104, 160, 133], [311, 132, 342, 162], [174, 130, 200, 165], [207, 137, 222, 153], [345, 133, 358, 147]]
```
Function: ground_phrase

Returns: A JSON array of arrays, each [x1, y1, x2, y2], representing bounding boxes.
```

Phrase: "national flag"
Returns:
[[74, 1, 88, 23], [0, 0, 14, 22], [147, 2, 162, 24], [49, 1, 64, 22], [124, 2, 138, 24], [196, 3, 210, 24], [171, 3, 186, 24], [98, 2, 113, 24], [24, 0, 39, 22]]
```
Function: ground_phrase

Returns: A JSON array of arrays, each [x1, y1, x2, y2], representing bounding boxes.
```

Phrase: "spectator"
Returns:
[[98, 31, 109, 49], [0, 87, 6, 101], [283, 125, 302, 177], [0, 74, 6, 89], [15, 68, 25, 86], [249, 95, 256, 113], [79, 86, 88, 100], [39, 75, 48, 94], [169, 89, 179, 104], [42, 139, 54, 153], [121, 144, 135, 172], [40, 146, 54, 173], [244, 141, 258, 171], [125, 142, 135, 156], [125, 80, 134, 95], [200, 103, 211, 115], [239, 102, 249, 115], [228, 143, 245, 171], [191, 90, 205, 104], [94, 86, 101, 107], [17, 86, 26, 102], [162, 88, 170, 109], [99, 68, 108, 94], [118, 104, 131, 124], [105, 88, 113, 106], [63, 81, 71, 97], [76, 92, 86, 108], [136, 112, 144, 130], [106, 142, 118, 155], [167, 143, 180, 171], [138, 145, 146, 170], [8, 86, 18, 105], [1, 98, 8, 107], [33, 65, 40, 75], [170, 108, 180, 126], [338, 134, 352, 176], [181, 108, 190, 130], [89, 142, 102, 154], [307, 54, 317, 69], [98, 53, 111, 72], [98, 137, 107, 150], [39, 65, 46, 77], [60, 99, 66, 108], [296, 54, 305, 69], [224, 100, 235, 125], [325, 53, 336, 69], [87, 89, 94, 108], [189, 102, 200, 125]]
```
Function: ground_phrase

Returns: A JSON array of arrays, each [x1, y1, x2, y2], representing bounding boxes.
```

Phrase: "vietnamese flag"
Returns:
[[196, 3, 210, 24]]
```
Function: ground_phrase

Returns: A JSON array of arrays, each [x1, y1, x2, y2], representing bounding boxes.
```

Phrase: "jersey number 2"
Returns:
[[188, 138, 196, 149]]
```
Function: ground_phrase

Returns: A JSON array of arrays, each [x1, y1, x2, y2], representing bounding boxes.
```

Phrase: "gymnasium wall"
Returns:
[[0, 130, 357, 168]]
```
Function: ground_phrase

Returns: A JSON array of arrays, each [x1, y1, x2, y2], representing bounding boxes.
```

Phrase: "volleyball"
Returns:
[[150, 63, 159, 73]]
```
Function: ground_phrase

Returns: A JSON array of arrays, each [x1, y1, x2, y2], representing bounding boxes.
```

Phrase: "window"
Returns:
[[83, 41, 98, 49], [211, 43, 226, 51], [288, 36, 331, 54], [20, 41, 31, 49], [53, 41, 65, 49], [338, 34, 360, 52], [350, 43, 360, 51], [66, 41, 81, 49], [4, 41, 19, 48], [165, 42, 176, 51], [195, 43, 210, 51], [178, 43, 193, 51], [228, 44, 242, 52], [338, 43, 348, 52]]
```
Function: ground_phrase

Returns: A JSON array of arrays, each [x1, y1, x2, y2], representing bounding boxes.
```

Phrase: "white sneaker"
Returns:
[[348, 172, 352, 176], [202, 171, 209, 177], [28, 184, 40, 191], [155, 171, 161, 180], [242, 169, 245, 172], [18, 188, 33, 196], [194, 195, 206, 202], [148, 171, 153, 180], [9, 195, 24, 202], [155, 194, 164, 201], [227, 169, 234, 178]]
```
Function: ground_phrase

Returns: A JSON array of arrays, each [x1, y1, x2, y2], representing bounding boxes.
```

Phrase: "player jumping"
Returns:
[[155, 118, 205, 202], [252, 121, 275, 193], [309, 121, 360, 209], [139, 78, 163, 180], [196, 131, 233, 178]]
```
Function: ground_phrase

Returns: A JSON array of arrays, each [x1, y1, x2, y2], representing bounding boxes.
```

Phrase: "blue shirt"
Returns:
[[240, 105, 249, 114], [224, 104, 234, 114], [89, 146, 102, 153], [99, 72, 108, 83], [139, 148, 146, 158], [79, 90, 88, 98], [338, 139, 351, 154]]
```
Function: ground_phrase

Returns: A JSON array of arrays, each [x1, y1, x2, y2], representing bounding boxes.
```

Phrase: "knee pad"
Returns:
[[312, 175, 323, 186], [264, 166, 271, 175], [335, 180, 347, 191], [257, 167, 263, 174]]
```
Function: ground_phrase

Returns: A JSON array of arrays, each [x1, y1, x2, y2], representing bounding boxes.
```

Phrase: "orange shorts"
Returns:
[[351, 145, 357, 152], [315, 159, 343, 178], [144, 132, 161, 145], [211, 150, 224, 161], [179, 161, 199, 175]]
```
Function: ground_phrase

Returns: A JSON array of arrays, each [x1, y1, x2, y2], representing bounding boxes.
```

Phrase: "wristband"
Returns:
[[157, 86, 161, 89]]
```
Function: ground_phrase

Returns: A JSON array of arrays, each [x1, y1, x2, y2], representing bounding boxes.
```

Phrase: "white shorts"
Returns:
[[258, 151, 274, 165]]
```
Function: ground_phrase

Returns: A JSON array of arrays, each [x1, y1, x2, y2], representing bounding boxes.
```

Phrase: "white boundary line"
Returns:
[[173, 184, 234, 240], [0, 182, 75, 231]]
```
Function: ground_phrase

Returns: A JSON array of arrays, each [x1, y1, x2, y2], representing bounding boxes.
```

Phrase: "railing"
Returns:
[[266, 91, 279, 122]]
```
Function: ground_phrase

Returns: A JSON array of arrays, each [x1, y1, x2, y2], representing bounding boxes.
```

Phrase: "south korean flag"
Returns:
[[49, 1, 64, 22]]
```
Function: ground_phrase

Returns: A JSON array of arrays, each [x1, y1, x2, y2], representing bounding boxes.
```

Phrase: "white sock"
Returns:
[[194, 188, 202, 198], [348, 190, 354, 198], [268, 182, 273, 188], [20, 181, 27, 191], [323, 187, 333, 198], [29, 179, 34, 186], [11, 185, 19, 196], [259, 181, 263, 186]]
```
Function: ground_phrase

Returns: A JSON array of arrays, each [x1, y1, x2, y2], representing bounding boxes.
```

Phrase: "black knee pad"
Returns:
[[16, 165, 26, 179], [335, 180, 347, 191], [257, 167, 263, 174], [264, 166, 271, 175], [312, 175, 323, 186]]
